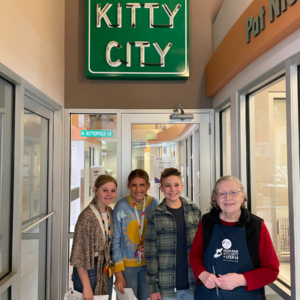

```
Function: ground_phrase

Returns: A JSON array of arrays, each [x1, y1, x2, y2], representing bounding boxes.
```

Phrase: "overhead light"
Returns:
[[170, 104, 193, 121]]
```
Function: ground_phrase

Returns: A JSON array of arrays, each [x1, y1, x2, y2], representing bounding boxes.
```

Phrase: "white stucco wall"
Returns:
[[213, 0, 253, 52], [0, 1, 65, 106]]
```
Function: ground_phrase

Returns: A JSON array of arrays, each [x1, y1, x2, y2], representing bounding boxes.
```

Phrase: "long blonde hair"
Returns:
[[93, 174, 118, 203], [127, 169, 150, 185]]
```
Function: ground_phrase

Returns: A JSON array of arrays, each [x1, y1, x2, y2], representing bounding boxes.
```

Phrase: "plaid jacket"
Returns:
[[144, 197, 201, 298]]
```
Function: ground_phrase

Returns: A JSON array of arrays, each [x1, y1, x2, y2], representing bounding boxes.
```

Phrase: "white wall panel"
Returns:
[[0, 1, 64, 106], [213, 0, 253, 52]]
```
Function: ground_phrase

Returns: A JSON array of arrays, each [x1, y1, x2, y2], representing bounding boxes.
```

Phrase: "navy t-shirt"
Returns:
[[167, 204, 189, 290]]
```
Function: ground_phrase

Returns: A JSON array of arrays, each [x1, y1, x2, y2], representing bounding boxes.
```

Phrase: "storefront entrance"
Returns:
[[64, 109, 214, 291]]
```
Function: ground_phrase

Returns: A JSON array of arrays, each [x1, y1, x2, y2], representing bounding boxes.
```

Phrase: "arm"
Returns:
[[70, 211, 95, 298], [77, 267, 94, 300], [114, 272, 126, 294], [242, 222, 280, 290], [189, 220, 222, 288], [70, 212, 94, 270], [144, 213, 160, 296], [112, 205, 126, 292], [112, 206, 125, 272], [189, 221, 207, 282], [140, 197, 159, 259]]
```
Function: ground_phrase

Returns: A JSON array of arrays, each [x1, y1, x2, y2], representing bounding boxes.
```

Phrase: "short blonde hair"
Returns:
[[211, 176, 247, 209]]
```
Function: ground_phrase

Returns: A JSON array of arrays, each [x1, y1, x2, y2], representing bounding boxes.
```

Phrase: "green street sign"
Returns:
[[81, 130, 114, 137], [86, 0, 189, 80]]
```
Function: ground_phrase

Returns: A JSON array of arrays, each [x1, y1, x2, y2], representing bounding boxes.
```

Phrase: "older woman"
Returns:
[[189, 176, 279, 300]]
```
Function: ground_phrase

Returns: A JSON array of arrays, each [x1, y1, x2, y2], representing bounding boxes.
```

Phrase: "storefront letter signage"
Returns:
[[246, 0, 297, 43], [86, 0, 189, 79]]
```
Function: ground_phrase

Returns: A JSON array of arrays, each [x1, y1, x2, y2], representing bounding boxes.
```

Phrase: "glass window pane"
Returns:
[[265, 286, 284, 299], [68, 239, 73, 290], [70, 114, 118, 232], [0, 78, 14, 279], [248, 76, 290, 286], [0, 286, 11, 300], [21, 108, 49, 300], [221, 107, 231, 176], [22, 110, 49, 230], [131, 124, 200, 202], [21, 222, 47, 300]]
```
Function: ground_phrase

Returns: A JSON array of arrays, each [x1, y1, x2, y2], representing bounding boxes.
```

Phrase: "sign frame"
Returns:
[[86, 0, 189, 80]]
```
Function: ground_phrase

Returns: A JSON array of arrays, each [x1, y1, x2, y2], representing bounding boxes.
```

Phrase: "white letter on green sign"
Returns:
[[153, 43, 172, 67], [106, 41, 122, 67], [144, 3, 159, 28], [135, 42, 150, 67], [97, 3, 112, 27], [162, 4, 181, 28], [126, 3, 141, 28], [97, 3, 122, 28]]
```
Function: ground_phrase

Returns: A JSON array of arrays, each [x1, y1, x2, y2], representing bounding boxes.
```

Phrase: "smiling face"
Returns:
[[94, 182, 117, 210], [216, 179, 245, 215], [160, 175, 183, 204], [128, 177, 150, 203]]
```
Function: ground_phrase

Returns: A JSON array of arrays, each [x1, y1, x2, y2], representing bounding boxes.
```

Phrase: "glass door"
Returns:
[[246, 76, 290, 298], [121, 112, 213, 212], [0, 78, 14, 300], [20, 96, 53, 300]]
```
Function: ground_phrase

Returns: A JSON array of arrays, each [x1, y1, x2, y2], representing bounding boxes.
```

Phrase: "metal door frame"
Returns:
[[121, 110, 215, 213], [0, 62, 63, 300]]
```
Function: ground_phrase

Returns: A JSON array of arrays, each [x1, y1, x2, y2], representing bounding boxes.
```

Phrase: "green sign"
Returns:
[[86, 0, 189, 80], [146, 133, 153, 140], [81, 130, 113, 137]]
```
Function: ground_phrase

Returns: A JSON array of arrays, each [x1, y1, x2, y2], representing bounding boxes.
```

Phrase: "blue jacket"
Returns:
[[112, 195, 159, 272]]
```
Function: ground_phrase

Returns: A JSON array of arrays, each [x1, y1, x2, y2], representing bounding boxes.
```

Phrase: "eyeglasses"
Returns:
[[218, 190, 241, 199]]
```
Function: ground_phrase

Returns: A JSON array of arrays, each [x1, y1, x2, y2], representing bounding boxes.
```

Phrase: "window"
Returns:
[[246, 76, 290, 287], [21, 107, 50, 300], [0, 78, 14, 281], [0, 286, 11, 300], [131, 124, 200, 201], [220, 107, 231, 176], [69, 114, 117, 231]]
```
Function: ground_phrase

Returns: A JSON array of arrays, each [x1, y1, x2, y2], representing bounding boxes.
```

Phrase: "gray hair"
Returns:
[[211, 176, 247, 209]]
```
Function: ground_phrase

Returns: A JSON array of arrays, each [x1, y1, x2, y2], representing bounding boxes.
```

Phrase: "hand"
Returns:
[[150, 292, 162, 300], [114, 272, 126, 294], [199, 271, 221, 289], [76, 267, 94, 300], [82, 285, 94, 300], [138, 244, 145, 259], [218, 273, 246, 290]]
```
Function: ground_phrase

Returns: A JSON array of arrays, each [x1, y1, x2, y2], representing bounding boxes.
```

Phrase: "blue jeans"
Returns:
[[162, 290, 194, 300], [123, 266, 149, 300], [72, 264, 113, 300]]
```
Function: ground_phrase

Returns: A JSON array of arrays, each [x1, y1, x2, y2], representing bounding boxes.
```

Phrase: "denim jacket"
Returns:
[[144, 197, 201, 298]]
